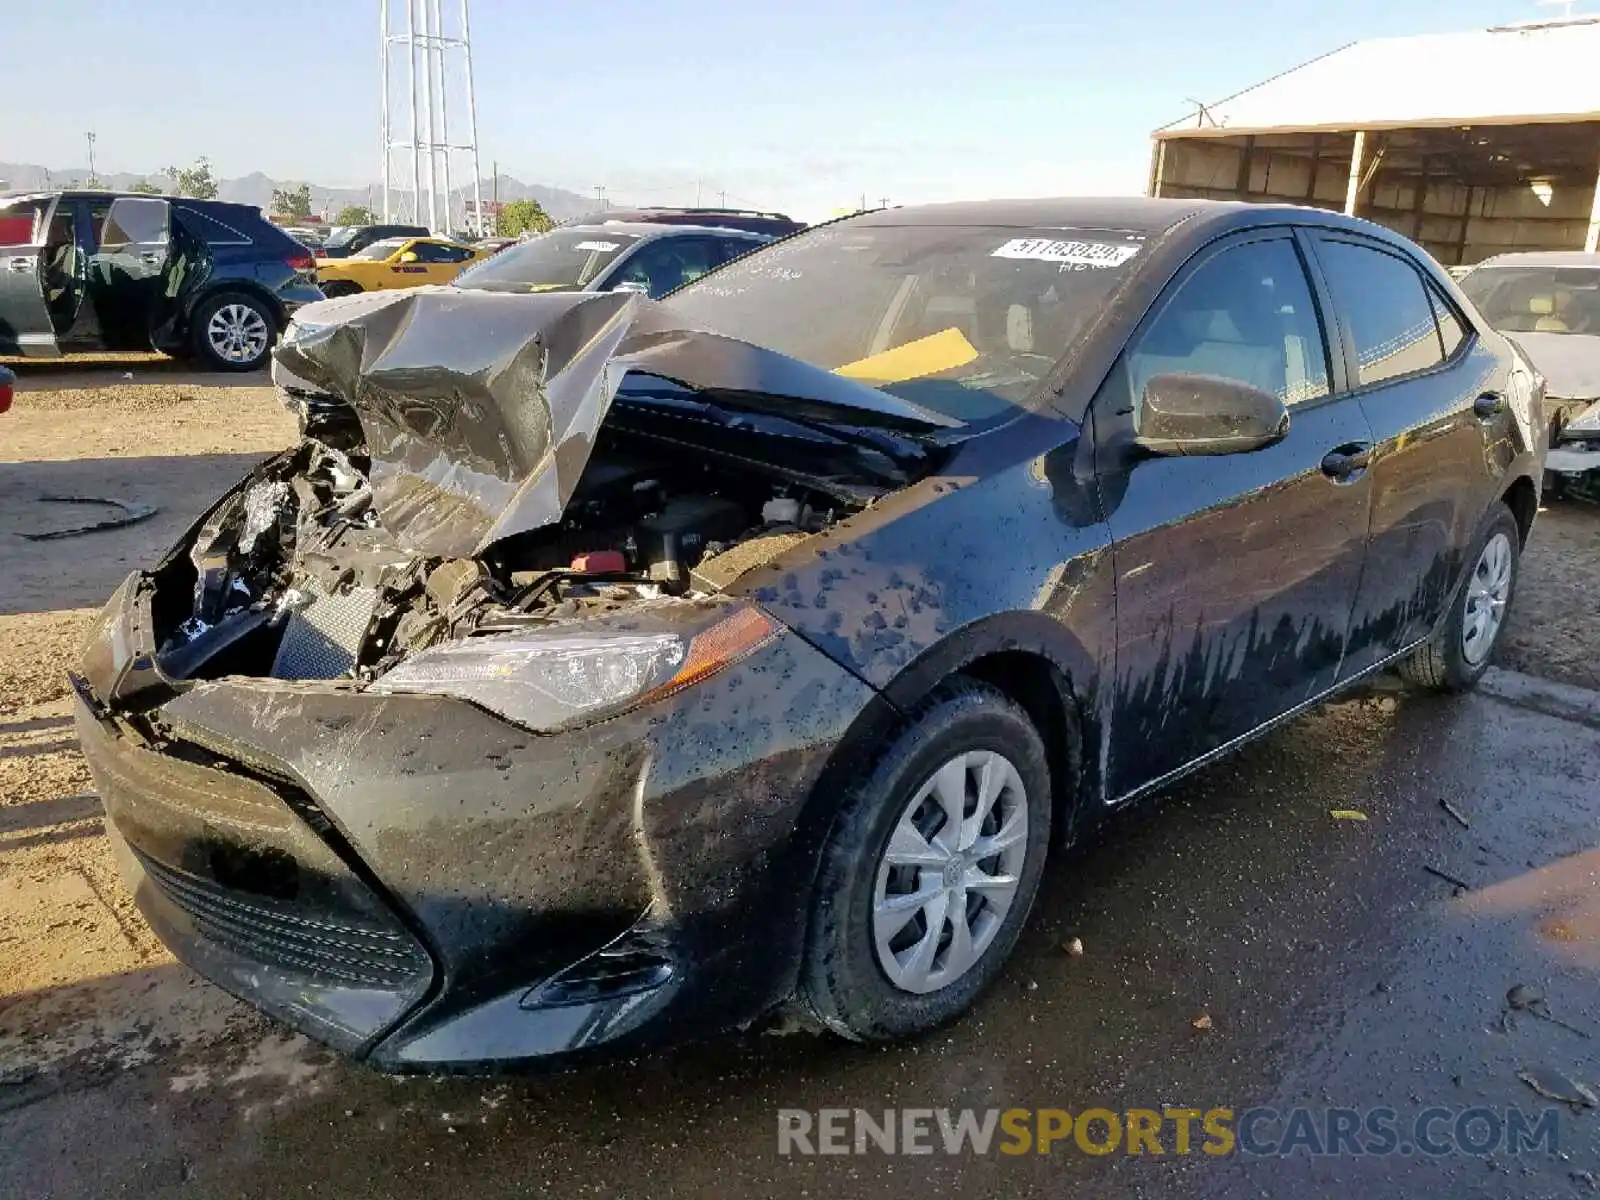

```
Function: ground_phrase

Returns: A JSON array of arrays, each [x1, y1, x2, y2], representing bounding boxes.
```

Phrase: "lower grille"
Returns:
[[133, 845, 429, 989]]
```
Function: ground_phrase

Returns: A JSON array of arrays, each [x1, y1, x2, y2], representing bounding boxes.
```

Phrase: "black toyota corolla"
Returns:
[[74, 198, 1545, 1071]]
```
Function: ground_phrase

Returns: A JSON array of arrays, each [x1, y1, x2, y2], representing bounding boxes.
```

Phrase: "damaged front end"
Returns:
[[127, 287, 949, 699], [73, 288, 927, 1065], [1546, 397, 1600, 501]]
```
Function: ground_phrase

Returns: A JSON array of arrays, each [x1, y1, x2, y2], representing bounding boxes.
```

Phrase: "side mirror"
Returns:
[[399, 251, 419, 264], [611, 280, 650, 295], [1134, 372, 1289, 457]]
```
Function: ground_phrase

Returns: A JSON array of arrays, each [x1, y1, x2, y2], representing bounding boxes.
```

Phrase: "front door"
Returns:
[[1094, 231, 1376, 799], [1307, 233, 1518, 677], [0, 196, 61, 356], [86, 197, 171, 351]]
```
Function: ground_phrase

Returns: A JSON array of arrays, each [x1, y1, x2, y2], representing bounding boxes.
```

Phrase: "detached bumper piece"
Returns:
[[75, 691, 434, 1056]]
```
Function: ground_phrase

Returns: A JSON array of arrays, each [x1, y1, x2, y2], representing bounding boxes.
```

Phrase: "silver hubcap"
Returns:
[[872, 750, 1029, 994], [1462, 531, 1514, 665], [207, 303, 269, 364]]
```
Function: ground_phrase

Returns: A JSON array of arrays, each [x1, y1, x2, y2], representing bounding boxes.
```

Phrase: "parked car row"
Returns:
[[75, 197, 1545, 1074], [0, 197, 796, 371]]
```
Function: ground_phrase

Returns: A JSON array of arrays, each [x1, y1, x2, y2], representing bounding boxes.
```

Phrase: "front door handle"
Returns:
[[1321, 442, 1373, 481], [1473, 392, 1505, 420], [5, 256, 32, 273]]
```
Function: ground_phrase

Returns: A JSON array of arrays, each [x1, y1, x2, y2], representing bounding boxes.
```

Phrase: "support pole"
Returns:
[[1344, 130, 1366, 217], [420, 0, 438, 231], [407, 0, 421, 224], [1586, 161, 1600, 253], [1303, 133, 1322, 204], [380, 0, 390, 221], [1234, 135, 1255, 200], [462, 0, 483, 237], [433, 0, 452, 233]]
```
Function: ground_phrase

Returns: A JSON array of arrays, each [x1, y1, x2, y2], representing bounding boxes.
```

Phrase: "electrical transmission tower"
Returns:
[[380, 0, 483, 234]]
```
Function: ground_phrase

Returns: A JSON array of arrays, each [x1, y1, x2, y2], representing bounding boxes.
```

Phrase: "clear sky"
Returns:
[[4, 0, 1546, 220]]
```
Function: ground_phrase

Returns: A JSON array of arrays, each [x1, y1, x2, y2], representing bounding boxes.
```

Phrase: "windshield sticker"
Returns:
[[574, 241, 619, 252], [991, 238, 1140, 268]]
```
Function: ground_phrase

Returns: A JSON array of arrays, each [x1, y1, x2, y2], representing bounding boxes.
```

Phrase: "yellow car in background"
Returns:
[[315, 236, 485, 297]]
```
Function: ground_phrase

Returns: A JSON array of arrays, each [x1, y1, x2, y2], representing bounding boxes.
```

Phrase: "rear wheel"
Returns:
[[800, 679, 1052, 1042], [191, 292, 275, 372], [1399, 504, 1521, 692]]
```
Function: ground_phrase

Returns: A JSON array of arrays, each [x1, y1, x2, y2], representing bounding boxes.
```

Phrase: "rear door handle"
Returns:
[[1473, 391, 1505, 419], [1321, 442, 1373, 481]]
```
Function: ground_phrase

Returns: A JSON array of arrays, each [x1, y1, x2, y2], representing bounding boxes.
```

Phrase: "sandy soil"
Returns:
[[1, 359, 294, 1078], [0, 360, 1595, 1092]]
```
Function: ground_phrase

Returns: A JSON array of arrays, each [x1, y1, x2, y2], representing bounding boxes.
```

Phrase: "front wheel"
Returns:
[[1399, 504, 1522, 692], [800, 679, 1052, 1042], [191, 292, 276, 372]]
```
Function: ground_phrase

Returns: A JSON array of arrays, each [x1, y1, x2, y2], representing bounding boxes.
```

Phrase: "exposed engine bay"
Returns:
[[154, 430, 851, 685]]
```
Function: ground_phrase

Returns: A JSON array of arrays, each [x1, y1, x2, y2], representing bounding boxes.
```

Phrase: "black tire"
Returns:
[[800, 678, 1052, 1042], [319, 280, 362, 299], [190, 291, 277, 372], [1399, 503, 1522, 692]]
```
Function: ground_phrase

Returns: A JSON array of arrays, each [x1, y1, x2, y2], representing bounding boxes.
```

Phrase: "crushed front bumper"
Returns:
[[74, 577, 880, 1071]]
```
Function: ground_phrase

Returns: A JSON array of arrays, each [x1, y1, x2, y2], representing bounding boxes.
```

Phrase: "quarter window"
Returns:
[[1128, 237, 1330, 408], [1317, 240, 1445, 386], [1428, 285, 1466, 358]]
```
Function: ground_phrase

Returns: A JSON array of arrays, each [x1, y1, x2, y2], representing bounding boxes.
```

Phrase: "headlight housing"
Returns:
[[373, 604, 781, 731]]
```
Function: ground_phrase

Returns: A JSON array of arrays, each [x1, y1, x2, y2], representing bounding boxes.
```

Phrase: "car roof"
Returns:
[[1469, 251, 1600, 269], [845, 196, 1238, 234], [555, 221, 772, 240]]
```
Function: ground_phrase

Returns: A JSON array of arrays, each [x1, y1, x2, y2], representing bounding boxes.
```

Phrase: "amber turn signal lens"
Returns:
[[637, 607, 781, 707]]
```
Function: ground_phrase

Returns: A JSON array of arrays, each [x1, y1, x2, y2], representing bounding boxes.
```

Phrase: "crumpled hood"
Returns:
[[272, 287, 956, 559], [1505, 331, 1600, 401]]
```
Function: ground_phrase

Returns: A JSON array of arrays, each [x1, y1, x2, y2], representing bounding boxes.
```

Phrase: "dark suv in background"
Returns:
[[0, 191, 323, 371], [317, 223, 431, 259]]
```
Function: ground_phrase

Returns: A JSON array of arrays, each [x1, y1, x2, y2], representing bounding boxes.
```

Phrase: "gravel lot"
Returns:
[[1, 358, 1596, 1197]]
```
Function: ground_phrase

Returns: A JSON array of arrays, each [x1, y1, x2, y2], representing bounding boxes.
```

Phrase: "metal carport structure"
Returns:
[[1150, 16, 1600, 265]]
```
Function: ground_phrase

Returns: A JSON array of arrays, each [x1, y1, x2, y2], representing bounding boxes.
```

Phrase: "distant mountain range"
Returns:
[[0, 162, 598, 224]]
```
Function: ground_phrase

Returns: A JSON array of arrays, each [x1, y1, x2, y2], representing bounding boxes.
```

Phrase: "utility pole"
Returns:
[[594, 185, 607, 210], [718, 189, 727, 207], [492, 160, 499, 235], [879, 196, 890, 209], [85, 131, 96, 183], [695, 178, 702, 206]]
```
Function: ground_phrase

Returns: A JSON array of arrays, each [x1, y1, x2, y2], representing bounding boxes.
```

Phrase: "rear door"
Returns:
[[87, 197, 171, 350], [1095, 230, 1376, 798], [1307, 233, 1508, 677], [0, 197, 60, 356]]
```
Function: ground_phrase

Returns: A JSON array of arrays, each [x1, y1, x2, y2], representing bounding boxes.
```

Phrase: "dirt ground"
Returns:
[[1, 357, 295, 1077], [0, 360, 1597, 1195]]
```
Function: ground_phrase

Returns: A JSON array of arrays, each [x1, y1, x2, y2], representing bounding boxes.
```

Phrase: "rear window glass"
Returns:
[[1316, 240, 1444, 386]]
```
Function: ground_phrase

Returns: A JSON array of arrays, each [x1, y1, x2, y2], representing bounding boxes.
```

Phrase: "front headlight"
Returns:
[[372, 605, 781, 731]]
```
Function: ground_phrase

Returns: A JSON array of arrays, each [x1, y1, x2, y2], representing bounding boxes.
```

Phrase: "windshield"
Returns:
[[663, 222, 1146, 422], [454, 230, 642, 293], [1459, 266, 1600, 335], [353, 238, 409, 261]]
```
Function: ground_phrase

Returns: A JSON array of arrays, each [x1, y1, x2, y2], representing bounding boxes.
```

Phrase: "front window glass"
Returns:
[[1129, 237, 1330, 408], [454, 230, 642, 292], [1458, 266, 1600, 335], [353, 238, 408, 261], [665, 222, 1148, 421]]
